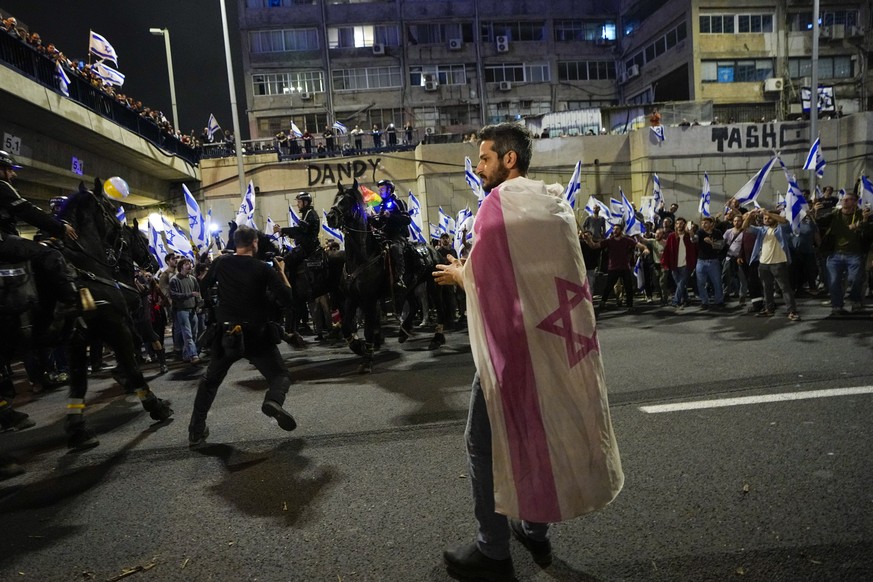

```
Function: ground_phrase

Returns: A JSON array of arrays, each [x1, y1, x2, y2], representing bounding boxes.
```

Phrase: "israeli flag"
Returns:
[[148, 221, 168, 270], [55, 61, 71, 97], [698, 172, 711, 217], [288, 205, 301, 226], [584, 195, 610, 217], [633, 256, 646, 291], [778, 158, 808, 233], [438, 207, 455, 235], [465, 156, 485, 207], [620, 187, 635, 222], [861, 176, 873, 209], [93, 61, 125, 87], [407, 191, 427, 243], [236, 180, 256, 228], [265, 215, 280, 243], [172, 223, 195, 260], [651, 125, 665, 142], [454, 207, 474, 256], [733, 157, 777, 207], [332, 121, 348, 135], [429, 223, 441, 240], [802, 137, 826, 179], [563, 161, 582, 209], [183, 184, 207, 249], [290, 121, 303, 138], [321, 210, 345, 245], [89, 30, 118, 65], [115, 205, 126, 224], [207, 114, 221, 141], [652, 173, 663, 209], [608, 198, 625, 223]]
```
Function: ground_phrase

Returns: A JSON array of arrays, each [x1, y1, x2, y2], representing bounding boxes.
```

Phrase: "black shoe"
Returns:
[[510, 519, 552, 567], [189, 425, 209, 448], [443, 543, 515, 582], [0, 408, 36, 431], [0, 454, 25, 481], [262, 400, 297, 431]]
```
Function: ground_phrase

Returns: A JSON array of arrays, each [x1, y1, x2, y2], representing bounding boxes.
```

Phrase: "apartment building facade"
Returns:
[[238, 0, 871, 138]]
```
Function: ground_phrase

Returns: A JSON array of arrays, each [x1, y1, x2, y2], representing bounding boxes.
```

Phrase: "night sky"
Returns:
[[1, 0, 248, 138]]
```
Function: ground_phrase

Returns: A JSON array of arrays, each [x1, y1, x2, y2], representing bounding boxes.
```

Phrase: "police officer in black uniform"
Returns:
[[0, 151, 79, 316], [189, 225, 297, 446], [371, 179, 411, 289], [273, 192, 321, 271]]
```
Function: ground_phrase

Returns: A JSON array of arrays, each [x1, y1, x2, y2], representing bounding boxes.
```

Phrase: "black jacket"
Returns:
[[200, 254, 292, 324], [279, 206, 320, 252], [0, 180, 66, 239], [372, 196, 411, 240]]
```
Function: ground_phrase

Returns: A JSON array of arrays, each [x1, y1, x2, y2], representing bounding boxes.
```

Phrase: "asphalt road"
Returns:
[[1, 296, 872, 582]]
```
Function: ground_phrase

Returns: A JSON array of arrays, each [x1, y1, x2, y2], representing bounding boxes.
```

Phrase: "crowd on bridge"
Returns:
[[579, 184, 873, 320], [1, 11, 199, 151]]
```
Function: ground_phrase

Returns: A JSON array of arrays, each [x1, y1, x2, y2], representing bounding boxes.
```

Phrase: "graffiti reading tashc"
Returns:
[[710, 123, 806, 153], [307, 158, 381, 186]]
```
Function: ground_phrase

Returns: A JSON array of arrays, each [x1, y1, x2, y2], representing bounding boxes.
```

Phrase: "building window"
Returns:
[[787, 10, 859, 31], [406, 22, 474, 44], [624, 20, 686, 71], [554, 19, 617, 42], [481, 21, 546, 42], [484, 62, 551, 83], [558, 61, 616, 81], [252, 71, 325, 96], [700, 13, 773, 33], [328, 25, 400, 48], [250, 28, 319, 53], [332, 66, 402, 90], [701, 59, 774, 83], [788, 56, 854, 79], [409, 64, 466, 86]]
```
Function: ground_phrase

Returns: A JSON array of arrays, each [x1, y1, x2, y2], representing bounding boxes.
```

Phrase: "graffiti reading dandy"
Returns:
[[307, 158, 382, 186]]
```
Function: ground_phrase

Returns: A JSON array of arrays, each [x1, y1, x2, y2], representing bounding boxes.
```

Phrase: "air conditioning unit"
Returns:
[[626, 64, 640, 79], [448, 38, 463, 50], [372, 43, 385, 55], [423, 80, 438, 92], [847, 25, 865, 38], [831, 24, 845, 39], [299, 91, 312, 100], [820, 26, 832, 39], [498, 81, 512, 91], [763, 78, 783, 92], [424, 127, 434, 135], [495, 35, 509, 52]]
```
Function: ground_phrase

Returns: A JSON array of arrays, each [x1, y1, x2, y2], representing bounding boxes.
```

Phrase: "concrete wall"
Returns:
[[194, 112, 873, 241]]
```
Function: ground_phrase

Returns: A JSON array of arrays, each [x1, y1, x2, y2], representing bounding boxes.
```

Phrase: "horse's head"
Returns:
[[58, 178, 124, 272], [327, 180, 363, 230], [123, 218, 156, 272]]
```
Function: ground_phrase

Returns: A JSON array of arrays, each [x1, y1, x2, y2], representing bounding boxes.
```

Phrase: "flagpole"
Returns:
[[219, 0, 247, 199], [809, 0, 820, 192]]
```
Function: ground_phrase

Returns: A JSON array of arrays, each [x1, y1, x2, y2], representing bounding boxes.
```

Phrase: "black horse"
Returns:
[[326, 181, 445, 372], [54, 180, 173, 449]]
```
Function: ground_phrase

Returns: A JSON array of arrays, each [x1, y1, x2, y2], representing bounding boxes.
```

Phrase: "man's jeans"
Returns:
[[174, 308, 198, 361], [758, 262, 796, 312], [671, 266, 690, 306], [695, 259, 724, 305], [826, 252, 863, 308], [466, 374, 549, 560]]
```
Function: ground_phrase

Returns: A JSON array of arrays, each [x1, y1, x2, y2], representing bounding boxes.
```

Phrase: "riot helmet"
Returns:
[[296, 191, 312, 204], [377, 179, 395, 197], [0, 150, 22, 170]]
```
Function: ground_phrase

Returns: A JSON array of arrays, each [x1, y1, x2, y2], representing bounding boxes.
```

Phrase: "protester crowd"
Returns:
[[580, 183, 873, 321], [1, 12, 199, 151]]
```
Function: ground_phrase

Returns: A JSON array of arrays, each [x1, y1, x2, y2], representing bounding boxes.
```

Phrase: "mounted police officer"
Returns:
[[274, 191, 321, 271], [371, 179, 411, 290], [0, 151, 79, 318]]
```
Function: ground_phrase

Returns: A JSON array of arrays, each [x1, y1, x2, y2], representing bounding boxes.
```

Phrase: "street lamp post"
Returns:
[[149, 27, 180, 133], [218, 0, 247, 199]]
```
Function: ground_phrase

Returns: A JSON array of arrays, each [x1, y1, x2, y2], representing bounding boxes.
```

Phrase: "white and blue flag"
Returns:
[[265, 215, 279, 243], [148, 221, 168, 270], [698, 172, 711, 217], [802, 137, 826, 179], [465, 156, 486, 207], [651, 125, 665, 142], [438, 207, 455, 236], [652, 173, 663, 210], [454, 207, 474, 256], [321, 210, 344, 246], [733, 157, 777, 207], [115, 205, 126, 224], [860, 175, 873, 209], [236, 180, 256, 228], [584, 195, 611, 217], [55, 61, 71, 97], [290, 121, 303, 138], [93, 61, 125, 87], [207, 114, 221, 141], [332, 121, 348, 135], [89, 30, 118, 65], [288, 205, 301, 226], [563, 161, 582, 209], [407, 192, 427, 244], [778, 158, 808, 233], [183, 184, 208, 249]]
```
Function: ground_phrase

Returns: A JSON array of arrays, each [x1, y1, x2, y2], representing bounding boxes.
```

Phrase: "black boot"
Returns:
[[65, 414, 99, 451], [141, 392, 173, 422], [156, 349, 168, 374], [0, 406, 36, 431]]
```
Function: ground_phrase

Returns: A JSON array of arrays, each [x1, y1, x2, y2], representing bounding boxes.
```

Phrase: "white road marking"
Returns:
[[640, 386, 873, 413]]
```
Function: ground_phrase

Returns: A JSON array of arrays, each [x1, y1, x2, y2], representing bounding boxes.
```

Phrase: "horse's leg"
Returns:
[[65, 323, 99, 450], [97, 311, 173, 422], [359, 299, 380, 374], [343, 292, 366, 356]]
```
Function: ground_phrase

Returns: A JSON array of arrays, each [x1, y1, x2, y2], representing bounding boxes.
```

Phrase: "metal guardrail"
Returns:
[[0, 31, 201, 167]]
